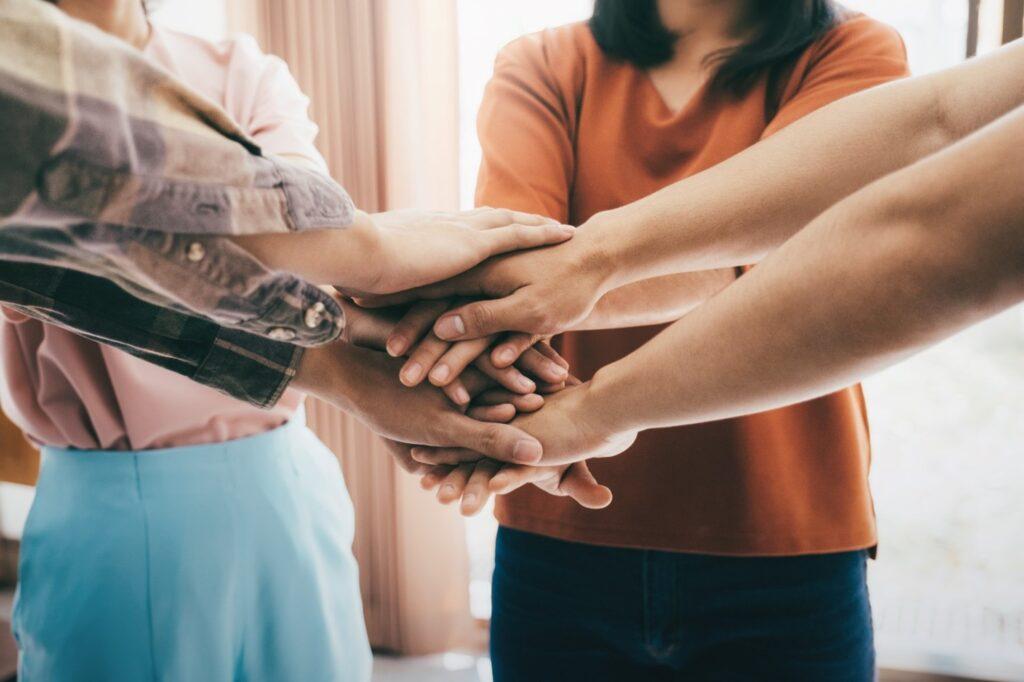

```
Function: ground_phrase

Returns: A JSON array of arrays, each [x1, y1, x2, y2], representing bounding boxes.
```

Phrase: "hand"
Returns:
[[293, 341, 551, 463], [356, 221, 615, 341], [335, 295, 404, 350], [381, 379, 549, 479], [341, 208, 577, 296], [420, 459, 612, 516], [382, 300, 571, 397], [409, 379, 638, 468]]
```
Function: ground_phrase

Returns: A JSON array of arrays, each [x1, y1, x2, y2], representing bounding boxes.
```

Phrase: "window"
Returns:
[[456, 2, 1024, 678]]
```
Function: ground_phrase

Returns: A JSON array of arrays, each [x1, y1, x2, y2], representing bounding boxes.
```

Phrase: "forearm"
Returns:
[[589, 106, 1024, 433], [231, 211, 381, 289], [573, 269, 735, 331], [584, 39, 1024, 290]]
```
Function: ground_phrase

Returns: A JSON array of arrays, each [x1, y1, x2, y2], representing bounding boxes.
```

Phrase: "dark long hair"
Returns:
[[589, 0, 842, 97]]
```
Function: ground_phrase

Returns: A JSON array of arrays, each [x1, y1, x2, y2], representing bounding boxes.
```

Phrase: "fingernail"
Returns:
[[560, 225, 576, 235], [386, 336, 406, 357], [430, 364, 451, 383], [441, 484, 455, 499], [401, 362, 423, 385], [496, 349, 516, 365], [411, 447, 427, 461], [463, 493, 478, 506], [513, 439, 542, 463], [453, 386, 471, 405], [516, 376, 536, 392], [549, 363, 568, 378], [436, 315, 466, 339]]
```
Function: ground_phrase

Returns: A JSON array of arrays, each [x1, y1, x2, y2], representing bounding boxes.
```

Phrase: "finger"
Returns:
[[437, 463, 475, 504], [536, 381, 568, 395], [559, 462, 614, 509], [411, 446, 484, 467], [460, 460, 502, 516], [469, 208, 560, 229], [514, 347, 570, 385], [533, 340, 570, 369], [429, 415, 544, 464], [487, 464, 561, 495], [490, 333, 540, 368], [474, 389, 545, 413], [476, 222, 576, 258], [385, 300, 450, 357], [472, 352, 536, 395], [428, 336, 495, 387], [466, 404, 517, 422], [419, 465, 453, 490], [400, 333, 452, 387], [433, 294, 534, 341], [457, 367, 496, 399], [355, 271, 484, 309], [441, 378, 472, 407], [383, 440, 428, 475]]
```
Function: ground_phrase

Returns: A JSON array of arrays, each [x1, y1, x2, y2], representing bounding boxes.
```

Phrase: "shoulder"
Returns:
[[804, 12, 908, 66], [494, 22, 596, 88]]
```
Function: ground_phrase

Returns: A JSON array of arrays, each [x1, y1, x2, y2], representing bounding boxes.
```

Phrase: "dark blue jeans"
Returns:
[[490, 527, 874, 682]]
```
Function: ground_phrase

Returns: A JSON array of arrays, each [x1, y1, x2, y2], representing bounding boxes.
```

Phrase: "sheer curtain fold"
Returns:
[[227, 0, 471, 655]]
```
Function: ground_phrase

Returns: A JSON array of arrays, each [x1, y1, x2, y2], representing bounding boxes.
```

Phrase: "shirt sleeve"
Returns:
[[0, 0, 354, 235], [763, 14, 910, 137], [0, 260, 301, 408], [0, 1, 346, 347], [475, 33, 580, 221]]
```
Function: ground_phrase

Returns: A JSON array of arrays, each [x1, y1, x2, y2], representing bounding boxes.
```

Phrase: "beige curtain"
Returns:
[[227, 0, 472, 655]]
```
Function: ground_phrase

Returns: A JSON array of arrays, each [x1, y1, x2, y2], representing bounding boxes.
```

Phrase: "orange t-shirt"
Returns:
[[477, 15, 909, 556]]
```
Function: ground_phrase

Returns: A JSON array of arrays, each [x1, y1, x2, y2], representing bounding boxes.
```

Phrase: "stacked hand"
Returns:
[[315, 207, 630, 515], [324, 295, 615, 513]]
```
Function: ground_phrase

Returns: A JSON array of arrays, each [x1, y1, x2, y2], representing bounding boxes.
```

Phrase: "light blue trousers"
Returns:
[[13, 416, 372, 682]]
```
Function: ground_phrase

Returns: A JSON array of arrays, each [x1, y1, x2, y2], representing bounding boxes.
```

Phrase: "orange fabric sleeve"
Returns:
[[474, 33, 580, 222], [764, 15, 910, 137]]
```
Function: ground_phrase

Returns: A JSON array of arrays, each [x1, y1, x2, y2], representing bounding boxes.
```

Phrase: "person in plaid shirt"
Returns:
[[0, 1, 584, 679]]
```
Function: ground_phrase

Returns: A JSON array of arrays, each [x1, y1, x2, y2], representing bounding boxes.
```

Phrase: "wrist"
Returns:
[[588, 359, 648, 435], [336, 211, 386, 292], [578, 207, 648, 294], [292, 340, 359, 412]]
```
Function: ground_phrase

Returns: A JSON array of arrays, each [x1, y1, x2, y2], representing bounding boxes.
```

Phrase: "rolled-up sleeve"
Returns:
[[0, 260, 303, 408], [0, 0, 350, 346]]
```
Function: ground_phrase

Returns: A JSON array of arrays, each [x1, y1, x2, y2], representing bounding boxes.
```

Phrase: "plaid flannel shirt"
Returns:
[[0, 0, 355, 407]]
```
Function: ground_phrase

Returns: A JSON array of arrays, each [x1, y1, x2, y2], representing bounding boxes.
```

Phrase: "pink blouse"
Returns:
[[0, 25, 326, 451]]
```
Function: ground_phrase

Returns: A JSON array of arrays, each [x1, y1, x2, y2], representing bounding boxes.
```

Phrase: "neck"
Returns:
[[57, 0, 150, 49], [656, 0, 751, 68]]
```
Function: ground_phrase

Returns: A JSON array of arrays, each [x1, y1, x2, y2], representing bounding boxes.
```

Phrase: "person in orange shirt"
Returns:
[[379, 1, 909, 679]]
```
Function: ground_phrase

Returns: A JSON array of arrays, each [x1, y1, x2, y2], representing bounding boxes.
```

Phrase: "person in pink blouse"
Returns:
[[3, 2, 369, 679]]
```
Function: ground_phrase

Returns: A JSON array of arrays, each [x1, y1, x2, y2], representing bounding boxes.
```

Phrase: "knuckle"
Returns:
[[468, 304, 495, 333]]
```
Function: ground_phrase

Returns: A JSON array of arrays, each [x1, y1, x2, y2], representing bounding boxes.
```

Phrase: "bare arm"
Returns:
[[591, 106, 1024, 435], [380, 39, 1024, 342], [573, 270, 735, 331], [587, 38, 1024, 286], [411, 104, 1024, 468]]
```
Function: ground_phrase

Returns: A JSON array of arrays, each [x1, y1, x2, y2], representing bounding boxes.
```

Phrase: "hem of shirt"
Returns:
[[495, 510, 879, 558]]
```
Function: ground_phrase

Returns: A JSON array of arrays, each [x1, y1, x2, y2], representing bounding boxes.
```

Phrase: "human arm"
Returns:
[[412, 104, 1024, 467], [371, 35, 1024, 343]]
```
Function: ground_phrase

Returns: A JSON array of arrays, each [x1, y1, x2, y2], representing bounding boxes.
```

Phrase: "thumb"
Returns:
[[559, 462, 613, 509], [434, 293, 533, 341], [479, 222, 576, 258], [437, 415, 544, 464]]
